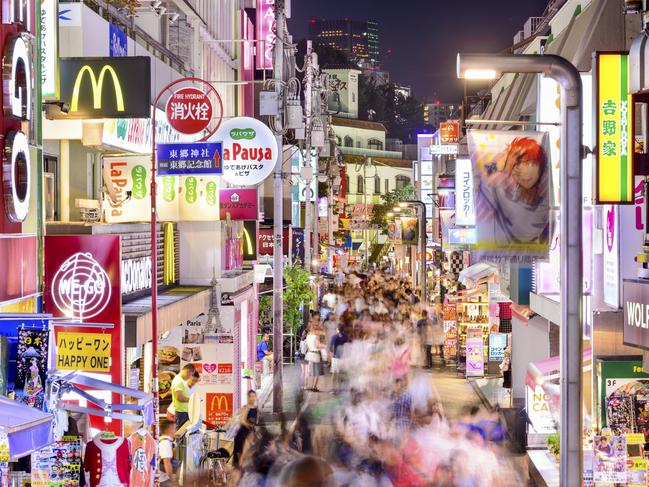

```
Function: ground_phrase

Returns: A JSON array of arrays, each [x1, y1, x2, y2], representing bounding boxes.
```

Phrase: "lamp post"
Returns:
[[457, 53, 582, 486]]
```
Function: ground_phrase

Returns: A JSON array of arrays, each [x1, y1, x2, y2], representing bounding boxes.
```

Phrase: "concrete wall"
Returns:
[[512, 315, 550, 400]]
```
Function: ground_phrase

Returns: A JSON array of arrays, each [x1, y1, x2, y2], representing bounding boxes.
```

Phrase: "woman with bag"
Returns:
[[232, 390, 258, 469], [305, 322, 325, 392]]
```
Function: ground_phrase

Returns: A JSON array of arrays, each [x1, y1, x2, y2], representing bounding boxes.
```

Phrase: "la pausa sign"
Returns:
[[215, 117, 278, 187]]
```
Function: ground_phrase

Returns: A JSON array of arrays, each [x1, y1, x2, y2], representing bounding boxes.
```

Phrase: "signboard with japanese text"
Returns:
[[56, 57, 151, 119], [256, 0, 275, 70], [157, 142, 222, 176], [623, 280, 649, 349], [206, 393, 233, 426], [593, 436, 627, 484], [596, 52, 634, 204], [41, 0, 59, 99], [15, 328, 49, 409], [166, 87, 213, 135], [488, 333, 507, 362], [468, 130, 550, 259], [258, 227, 289, 256], [466, 328, 484, 377], [430, 144, 459, 155], [44, 235, 122, 434], [212, 117, 279, 186], [440, 121, 460, 144], [455, 158, 475, 226], [55, 332, 111, 372], [219, 189, 258, 220]]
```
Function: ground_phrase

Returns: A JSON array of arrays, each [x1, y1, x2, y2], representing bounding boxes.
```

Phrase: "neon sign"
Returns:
[[71, 65, 125, 112], [51, 252, 112, 320]]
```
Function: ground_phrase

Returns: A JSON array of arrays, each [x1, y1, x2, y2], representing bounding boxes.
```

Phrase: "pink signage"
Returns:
[[537, 208, 593, 294], [219, 189, 258, 220], [256, 0, 275, 70]]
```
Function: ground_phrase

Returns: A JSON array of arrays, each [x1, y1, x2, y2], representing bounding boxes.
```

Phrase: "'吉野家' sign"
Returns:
[[596, 52, 634, 204], [157, 142, 222, 176], [213, 117, 279, 186], [55, 57, 151, 119], [56, 331, 112, 372], [454, 158, 475, 226]]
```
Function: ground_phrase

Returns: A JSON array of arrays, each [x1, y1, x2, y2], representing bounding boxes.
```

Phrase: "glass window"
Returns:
[[368, 138, 383, 150], [344, 136, 353, 147], [396, 175, 411, 190], [385, 179, 389, 193], [374, 175, 380, 194], [357, 175, 364, 193]]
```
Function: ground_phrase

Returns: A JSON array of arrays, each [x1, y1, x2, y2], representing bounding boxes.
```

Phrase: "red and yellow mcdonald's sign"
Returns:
[[206, 393, 233, 426]]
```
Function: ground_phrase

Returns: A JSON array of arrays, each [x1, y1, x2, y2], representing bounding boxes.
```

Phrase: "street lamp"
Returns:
[[458, 53, 582, 486]]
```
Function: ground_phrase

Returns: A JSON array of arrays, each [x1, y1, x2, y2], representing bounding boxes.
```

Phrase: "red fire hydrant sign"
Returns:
[[166, 87, 213, 135]]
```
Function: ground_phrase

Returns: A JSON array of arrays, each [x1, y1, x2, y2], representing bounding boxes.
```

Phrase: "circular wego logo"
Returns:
[[166, 87, 213, 135], [51, 252, 112, 320]]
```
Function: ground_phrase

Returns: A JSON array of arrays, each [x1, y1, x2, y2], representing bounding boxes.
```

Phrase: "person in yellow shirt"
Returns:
[[171, 364, 198, 429]]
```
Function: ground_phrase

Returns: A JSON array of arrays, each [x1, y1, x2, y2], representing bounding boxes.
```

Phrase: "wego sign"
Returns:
[[51, 252, 112, 321]]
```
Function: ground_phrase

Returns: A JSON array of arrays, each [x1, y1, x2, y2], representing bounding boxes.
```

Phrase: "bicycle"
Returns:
[[198, 421, 231, 486]]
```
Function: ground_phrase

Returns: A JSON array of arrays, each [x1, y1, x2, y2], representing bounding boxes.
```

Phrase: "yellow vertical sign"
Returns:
[[597, 53, 634, 203]]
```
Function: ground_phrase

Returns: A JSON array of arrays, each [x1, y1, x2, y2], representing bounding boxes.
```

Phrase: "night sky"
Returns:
[[289, 0, 549, 102]]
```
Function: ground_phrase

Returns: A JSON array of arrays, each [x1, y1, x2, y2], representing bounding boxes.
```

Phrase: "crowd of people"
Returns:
[[224, 269, 526, 486]]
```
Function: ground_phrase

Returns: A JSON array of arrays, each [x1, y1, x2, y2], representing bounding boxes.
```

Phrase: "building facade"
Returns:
[[309, 18, 380, 66]]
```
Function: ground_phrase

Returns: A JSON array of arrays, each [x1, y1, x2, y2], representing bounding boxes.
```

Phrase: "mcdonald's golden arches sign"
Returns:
[[55, 57, 151, 119]]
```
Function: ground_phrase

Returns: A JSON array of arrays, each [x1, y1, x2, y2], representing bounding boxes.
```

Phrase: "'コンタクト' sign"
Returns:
[[157, 142, 222, 175], [166, 87, 213, 135], [212, 117, 279, 186], [56, 331, 112, 372]]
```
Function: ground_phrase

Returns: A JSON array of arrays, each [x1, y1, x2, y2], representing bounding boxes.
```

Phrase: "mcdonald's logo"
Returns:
[[71, 65, 125, 113], [206, 392, 233, 425], [209, 394, 231, 412], [54, 57, 152, 120]]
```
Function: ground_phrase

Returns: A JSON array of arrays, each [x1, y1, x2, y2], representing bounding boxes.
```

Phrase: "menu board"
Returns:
[[31, 436, 83, 487], [465, 328, 484, 377]]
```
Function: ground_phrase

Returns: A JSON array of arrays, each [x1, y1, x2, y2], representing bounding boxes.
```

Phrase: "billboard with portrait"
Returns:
[[467, 130, 551, 259]]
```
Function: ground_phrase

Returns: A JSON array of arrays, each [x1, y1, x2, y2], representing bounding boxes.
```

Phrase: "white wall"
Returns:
[[178, 221, 224, 285], [333, 125, 386, 150], [512, 315, 550, 400]]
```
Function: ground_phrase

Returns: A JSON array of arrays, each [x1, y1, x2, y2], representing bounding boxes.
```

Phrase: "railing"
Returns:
[[339, 146, 403, 159]]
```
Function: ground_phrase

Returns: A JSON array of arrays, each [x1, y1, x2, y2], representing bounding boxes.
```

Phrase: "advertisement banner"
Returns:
[[596, 52, 633, 204], [455, 158, 475, 226], [488, 333, 506, 362], [440, 121, 460, 144], [206, 393, 234, 426], [603, 205, 620, 308], [212, 117, 279, 186], [256, 0, 275, 70], [15, 328, 49, 409], [629, 458, 648, 487], [526, 385, 555, 434], [109, 22, 128, 57], [103, 156, 220, 222], [157, 142, 222, 176], [219, 189, 258, 220], [623, 280, 649, 349], [41, 0, 59, 99], [465, 328, 484, 377], [400, 217, 418, 246], [258, 227, 289, 256], [468, 130, 551, 259], [55, 332, 111, 372], [593, 436, 627, 484], [31, 436, 82, 487], [292, 228, 305, 265], [44, 235, 122, 433]]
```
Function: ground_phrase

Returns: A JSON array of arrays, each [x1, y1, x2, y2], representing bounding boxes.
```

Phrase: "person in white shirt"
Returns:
[[159, 421, 176, 486]]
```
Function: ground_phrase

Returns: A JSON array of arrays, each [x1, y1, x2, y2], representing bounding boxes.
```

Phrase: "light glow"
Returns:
[[463, 68, 497, 80]]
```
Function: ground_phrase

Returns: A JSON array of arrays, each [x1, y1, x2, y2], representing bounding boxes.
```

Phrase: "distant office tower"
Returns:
[[423, 102, 458, 128], [308, 19, 380, 66]]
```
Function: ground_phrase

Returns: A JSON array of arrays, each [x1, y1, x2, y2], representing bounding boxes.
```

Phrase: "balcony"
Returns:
[[339, 146, 403, 159]]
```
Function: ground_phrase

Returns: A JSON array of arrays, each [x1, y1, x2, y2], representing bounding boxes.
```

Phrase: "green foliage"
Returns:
[[258, 295, 272, 329], [371, 184, 417, 233], [107, 0, 141, 15], [283, 263, 315, 334], [358, 76, 429, 142], [547, 433, 560, 456]]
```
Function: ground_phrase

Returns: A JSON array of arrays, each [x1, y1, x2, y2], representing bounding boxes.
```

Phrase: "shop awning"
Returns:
[[0, 396, 54, 460], [122, 286, 211, 345], [525, 347, 593, 392], [458, 262, 498, 287]]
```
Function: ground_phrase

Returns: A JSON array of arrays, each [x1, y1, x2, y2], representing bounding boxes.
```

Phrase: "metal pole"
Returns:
[[272, 0, 286, 414], [457, 54, 582, 486], [328, 184, 334, 273], [313, 166, 319, 271], [364, 158, 369, 267], [150, 104, 160, 445], [303, 40, 313, 270]]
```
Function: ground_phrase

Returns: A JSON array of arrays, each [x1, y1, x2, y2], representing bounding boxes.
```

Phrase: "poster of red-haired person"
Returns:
[[467, 130, 551, 259]]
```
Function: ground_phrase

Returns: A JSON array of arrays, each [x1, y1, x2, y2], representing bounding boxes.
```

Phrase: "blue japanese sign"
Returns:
[[157, 142, 223, 175], [109, 22, 128, 57]]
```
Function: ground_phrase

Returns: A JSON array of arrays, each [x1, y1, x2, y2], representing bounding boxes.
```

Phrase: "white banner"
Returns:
[[455, 158, 475, 226]]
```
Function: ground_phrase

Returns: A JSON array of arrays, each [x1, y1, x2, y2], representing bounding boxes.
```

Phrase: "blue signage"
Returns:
[[292, 228, 305, 265], [157, 142, 223, 175], [488, 333, 507, 362], [109, 22, 128, 57]]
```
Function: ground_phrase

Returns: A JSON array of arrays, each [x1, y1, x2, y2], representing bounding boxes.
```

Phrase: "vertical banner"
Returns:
[[593, 436, 627, 484], [596, 52, 633, 204], [256, 0, 275, 70], [465, 328, 484, 377], [467, 130, 551, 259], [455, 158, 475, 226], [15, 328, 49, 409], [41, 0, 59, 99], [603, 205, 620, 308], [400, 217, 418, 245]]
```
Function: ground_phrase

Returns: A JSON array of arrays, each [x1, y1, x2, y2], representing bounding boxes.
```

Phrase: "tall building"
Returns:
[[309, 18, 381, 66], [423, 101, 458, 129]]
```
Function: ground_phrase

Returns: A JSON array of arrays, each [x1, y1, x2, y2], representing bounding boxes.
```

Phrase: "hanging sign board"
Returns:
[[596, 52, 634, 204], [157, 142, 222, 175], [430, 144, 459, 155], [454, 158, 475, 226], [166, 87, 213, 135], [440, 121, 460, 144], [213, 117, 279, 186], [56, 332, 112, 372]]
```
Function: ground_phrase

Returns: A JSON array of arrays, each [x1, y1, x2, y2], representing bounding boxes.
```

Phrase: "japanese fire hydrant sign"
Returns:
[[56, 332, 112, 372]]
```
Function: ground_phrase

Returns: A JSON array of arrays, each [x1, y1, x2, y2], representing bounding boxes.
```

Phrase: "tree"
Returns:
[[283, 262, 315, 334], [371, 184, 416, 234]]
